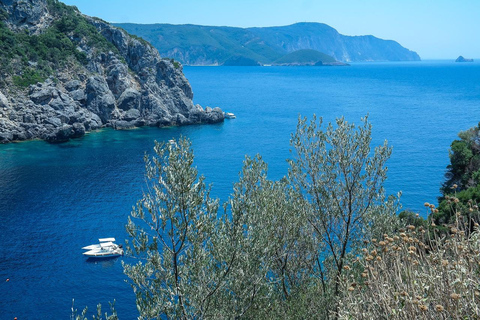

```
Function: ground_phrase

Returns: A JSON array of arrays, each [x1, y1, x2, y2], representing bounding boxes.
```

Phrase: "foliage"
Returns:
[[164, 58, 181, 69], [0, 0, 118, 88], [433, 123, 480, 226], [398, 210, 428, 229], [288, 115, 400, 316], [432, 190, 480, 235], [70, 300, 118, 320], [0, 8, 8, 21], [123, 137, 314, 319], [338, 206, 480, 319], [126, 31, 151, 47], [220, 156, 314, 318], [341, 125, 480, 319], [12, 68, 45, 87], [123, 116, 400, 319], [124, 138, 225, 319], [442, 123, 480, 191]]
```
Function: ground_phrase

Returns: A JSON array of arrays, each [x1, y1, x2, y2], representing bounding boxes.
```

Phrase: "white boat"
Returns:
[[224, 112, 236, 119], [82, 238, 123, 258], [82, 237, 117, 250]]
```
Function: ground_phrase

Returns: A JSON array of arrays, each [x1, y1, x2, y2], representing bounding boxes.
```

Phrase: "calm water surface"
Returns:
[[0, 61, 479, 318]]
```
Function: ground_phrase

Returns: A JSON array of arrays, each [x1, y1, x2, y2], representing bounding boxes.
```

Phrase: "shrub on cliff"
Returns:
[[0, 0, 118, 88], [442, 123, 480, 192], [433, 123, 480, 227]]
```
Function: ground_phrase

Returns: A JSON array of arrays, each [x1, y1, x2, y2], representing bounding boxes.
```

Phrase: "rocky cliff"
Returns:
[[0, 0, 223, 143], [249, 23, 420, 63]]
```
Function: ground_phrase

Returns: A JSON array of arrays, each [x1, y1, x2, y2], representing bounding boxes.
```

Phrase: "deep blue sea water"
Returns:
[[1, 61, 479, 319]]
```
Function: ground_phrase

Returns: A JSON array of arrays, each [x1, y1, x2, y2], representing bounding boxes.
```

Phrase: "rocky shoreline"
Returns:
[[0, 0, 224, 144], [0, 75, 224, 144]]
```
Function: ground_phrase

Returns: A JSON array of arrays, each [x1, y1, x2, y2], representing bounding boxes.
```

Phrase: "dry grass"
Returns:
[[338, 201, 480, 319]]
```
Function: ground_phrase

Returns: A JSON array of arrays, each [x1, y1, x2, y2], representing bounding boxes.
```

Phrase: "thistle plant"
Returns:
[[338, 202, 480, 319]]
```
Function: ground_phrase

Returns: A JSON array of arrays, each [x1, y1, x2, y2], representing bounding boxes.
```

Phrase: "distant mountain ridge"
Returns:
[[115, 22, 421, 66]]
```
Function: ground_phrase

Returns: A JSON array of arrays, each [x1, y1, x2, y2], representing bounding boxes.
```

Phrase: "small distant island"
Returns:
[[455, 56, 474, 62]]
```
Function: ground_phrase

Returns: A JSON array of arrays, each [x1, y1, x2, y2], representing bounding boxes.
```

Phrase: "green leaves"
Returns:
[[435, 123, 480, 226], [1, 0, 119, 88], [12, 68, 45, 87], [289, 115, 399, 313], [124, 117, 399, 319], [125, 137, 224, 319]]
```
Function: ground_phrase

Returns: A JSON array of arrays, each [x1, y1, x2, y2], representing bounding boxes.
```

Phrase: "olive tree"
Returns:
[[122, 115, 400, 319], [288, 115, 400, 316], [124, 141, 315, 319], [70, 300, 117, 320], [124, 138, 234, 319], [220, 155, 315, 318]]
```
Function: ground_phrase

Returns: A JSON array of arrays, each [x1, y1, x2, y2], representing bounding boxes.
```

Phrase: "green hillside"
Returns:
[[0, 0, 117, 87], [115, 22, 421, 66], [115, 23, 282, 65]]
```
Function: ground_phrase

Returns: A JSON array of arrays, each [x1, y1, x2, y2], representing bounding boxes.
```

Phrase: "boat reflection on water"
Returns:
[[85, 256, 121, 267]]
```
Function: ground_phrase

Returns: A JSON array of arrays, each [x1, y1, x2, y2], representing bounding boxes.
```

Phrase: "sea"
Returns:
[[0, 61, 479, 319]]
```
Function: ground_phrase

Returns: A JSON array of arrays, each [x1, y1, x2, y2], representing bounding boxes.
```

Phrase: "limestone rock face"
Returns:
[[0, 91, 9, 108], [1, 0, 52, 34], [0, 0, 223, 143]]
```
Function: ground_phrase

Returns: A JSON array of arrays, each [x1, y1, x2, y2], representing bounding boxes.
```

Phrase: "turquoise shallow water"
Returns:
[[0, 61, 479, 318]]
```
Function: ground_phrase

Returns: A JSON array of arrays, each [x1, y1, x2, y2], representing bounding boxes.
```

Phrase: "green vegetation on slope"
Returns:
[[0, 0, 118, 88], [114, 23, 283, 65], [442, 123, 480, 191], [398, 123, 480, 235], [115, 22, 421, 65], [430, 123, 480, 227]]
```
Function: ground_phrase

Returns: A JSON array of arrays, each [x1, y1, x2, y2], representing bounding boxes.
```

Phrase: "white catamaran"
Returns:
[[82, 237, 123, 258]]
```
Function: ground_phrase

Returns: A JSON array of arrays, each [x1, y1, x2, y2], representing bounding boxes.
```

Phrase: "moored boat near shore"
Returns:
[[224, 112, 236, 119]]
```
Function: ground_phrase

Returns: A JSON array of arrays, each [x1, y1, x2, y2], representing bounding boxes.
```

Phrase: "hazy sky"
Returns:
[[62, 0, 480, 59]]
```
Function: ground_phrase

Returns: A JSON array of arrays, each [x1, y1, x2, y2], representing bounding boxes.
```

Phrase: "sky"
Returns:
[[62, 0, 480, 60]]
